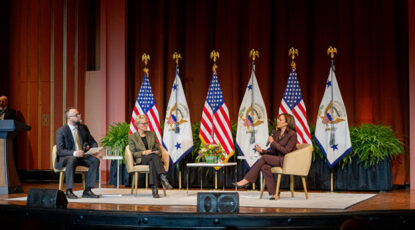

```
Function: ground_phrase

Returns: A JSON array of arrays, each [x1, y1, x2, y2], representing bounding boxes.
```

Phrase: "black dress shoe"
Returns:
[[160, 174, 173, 190], [269, 197, 275, 200], [232, 182, 250, 189], [152, 186, 160, 198], [65, 190, 78, 199], [82, 190, 99, 198]]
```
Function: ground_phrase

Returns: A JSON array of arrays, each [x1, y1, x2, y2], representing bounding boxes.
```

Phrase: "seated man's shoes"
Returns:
[[82, 190, 99, 198], [65, 190, 78, 199], [152, 186, 160, 198], [160, 174, 173, 190]]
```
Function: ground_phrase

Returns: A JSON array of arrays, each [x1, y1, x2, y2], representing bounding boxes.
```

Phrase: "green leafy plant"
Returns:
[[340, 124, 403, 168], [100, 122, 130, 163]]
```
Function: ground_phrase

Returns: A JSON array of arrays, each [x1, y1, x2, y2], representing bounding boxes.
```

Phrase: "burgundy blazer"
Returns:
[[262, 129, 297, 156]]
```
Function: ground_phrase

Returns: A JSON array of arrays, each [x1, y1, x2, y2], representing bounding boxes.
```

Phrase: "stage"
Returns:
[[1, 183, 415, 229]]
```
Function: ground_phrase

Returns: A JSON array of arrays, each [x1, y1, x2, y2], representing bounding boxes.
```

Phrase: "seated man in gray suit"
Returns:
[[56, 108, 100, 199]]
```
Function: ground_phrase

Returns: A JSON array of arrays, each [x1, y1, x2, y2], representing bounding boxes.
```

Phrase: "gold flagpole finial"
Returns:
[[249, 49, 259, 61], [210, 50, 220, 73], [327, 46, 338, 59], [172, 52, 182, 66], [142, 53, 150, 75], [210, 50, 220, 62], [142, 53, 150, 65], [288, 47, 299, 70]]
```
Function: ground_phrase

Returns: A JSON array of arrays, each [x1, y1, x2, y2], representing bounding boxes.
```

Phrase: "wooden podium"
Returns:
[[0, 120, 31, 194]]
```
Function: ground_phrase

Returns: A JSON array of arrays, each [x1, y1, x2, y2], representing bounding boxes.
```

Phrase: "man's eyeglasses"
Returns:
[[69, 114, 81, 118]]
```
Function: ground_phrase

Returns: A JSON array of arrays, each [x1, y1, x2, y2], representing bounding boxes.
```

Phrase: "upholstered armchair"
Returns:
[[51, 145, 88, 191], [125, 145, 170, 196], [259, 144, 313, 200]]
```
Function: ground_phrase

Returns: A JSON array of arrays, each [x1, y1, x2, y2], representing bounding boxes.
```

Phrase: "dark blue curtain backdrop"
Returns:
[[126, 0, 409, 186]]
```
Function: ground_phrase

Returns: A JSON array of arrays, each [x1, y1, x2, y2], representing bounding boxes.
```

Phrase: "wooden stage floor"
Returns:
[[1, 183, 415, 214]]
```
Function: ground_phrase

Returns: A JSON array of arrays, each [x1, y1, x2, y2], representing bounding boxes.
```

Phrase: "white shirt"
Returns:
[[68, 123, 80, 156]]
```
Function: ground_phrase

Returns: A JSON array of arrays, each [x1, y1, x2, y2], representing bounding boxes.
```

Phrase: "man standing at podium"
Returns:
[[0, 96, 16, 120], [56, 108, 100, 199]]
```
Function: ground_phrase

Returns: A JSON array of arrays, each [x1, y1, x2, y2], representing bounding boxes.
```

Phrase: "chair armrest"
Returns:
[[282, 144, 313, 176], [161, 146, 170, 172], [125, 146, 135, 173]]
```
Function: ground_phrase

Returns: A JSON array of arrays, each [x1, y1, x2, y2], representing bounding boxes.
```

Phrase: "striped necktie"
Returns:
[[75, 127, 82, 150]]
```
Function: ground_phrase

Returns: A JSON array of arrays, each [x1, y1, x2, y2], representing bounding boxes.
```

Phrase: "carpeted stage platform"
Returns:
[[2, 185, 415, 229]]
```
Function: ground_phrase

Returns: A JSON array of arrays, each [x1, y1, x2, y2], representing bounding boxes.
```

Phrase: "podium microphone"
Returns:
[[266, 130, 277, 146]]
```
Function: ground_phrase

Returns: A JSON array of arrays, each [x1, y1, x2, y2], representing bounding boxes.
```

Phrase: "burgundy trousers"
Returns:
[[244, 154, 283, 196]]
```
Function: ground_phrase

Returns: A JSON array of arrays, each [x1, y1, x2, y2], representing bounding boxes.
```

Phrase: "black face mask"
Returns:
[[73, 120, 81, 126]]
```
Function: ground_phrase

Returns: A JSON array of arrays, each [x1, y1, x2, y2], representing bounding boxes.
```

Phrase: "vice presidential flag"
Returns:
[[199, 70, 234, 160], [236, 63, 268, 168], [314, 64, 352, 168], [129, 69, 162, 144], [278, 67, 312, 144], [162, 67, 193, 164]]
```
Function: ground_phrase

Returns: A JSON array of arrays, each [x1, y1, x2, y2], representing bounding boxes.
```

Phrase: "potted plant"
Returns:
[[100, 122, 130, 186], [195, 143, 226, 163], [340, 124, 403, 168], [302, 123, 404, 191]]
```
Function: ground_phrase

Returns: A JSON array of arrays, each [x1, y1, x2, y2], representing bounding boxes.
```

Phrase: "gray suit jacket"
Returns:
[[128, 131, 161, 164]]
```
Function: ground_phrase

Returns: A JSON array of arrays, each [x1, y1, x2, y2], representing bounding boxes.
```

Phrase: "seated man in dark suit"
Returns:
[[0, 95, 16, 120], [56, 107, 100, 199]]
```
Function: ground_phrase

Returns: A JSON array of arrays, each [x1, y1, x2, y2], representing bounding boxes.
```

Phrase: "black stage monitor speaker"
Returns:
[[197, 192, 239, 213], [27, 188, 68, 208]]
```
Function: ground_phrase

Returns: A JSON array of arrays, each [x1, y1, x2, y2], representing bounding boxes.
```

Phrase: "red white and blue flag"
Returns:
[[278, 67, 312, 144], [199, 71, 234, 160], [129, 70, 162, 144]]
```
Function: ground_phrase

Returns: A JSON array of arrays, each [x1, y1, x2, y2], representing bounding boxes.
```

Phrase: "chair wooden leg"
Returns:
[[131, 173, 135, 195], [145, 173, 148, 189], [82, 173, 86, 190], [134, 172, 139, 196], [259, 178, 266, 199], [161, 184, 167, 196], [275, 174, 282, 199], [301, 176, 309, 199], [59, 172, 64, 191], [290, 175, 294, 198]]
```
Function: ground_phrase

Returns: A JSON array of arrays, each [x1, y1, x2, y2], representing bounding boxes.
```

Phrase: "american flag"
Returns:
[[129, 70, 162, 144], [199, 72, 234, 159], [278, 68, 312, 144]]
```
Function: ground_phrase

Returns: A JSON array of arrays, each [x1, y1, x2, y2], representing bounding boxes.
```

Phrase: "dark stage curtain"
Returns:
[[126, 0, 409, 185]]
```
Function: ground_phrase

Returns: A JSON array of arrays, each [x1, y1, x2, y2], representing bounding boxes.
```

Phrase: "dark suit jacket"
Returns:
[[262, 129, 297, 156], [0, 108, 16, 120], [55, 124, 98, 169], [128, 130, 161, 165]]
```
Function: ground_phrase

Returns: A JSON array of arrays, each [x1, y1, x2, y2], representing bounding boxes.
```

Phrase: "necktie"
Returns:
[[75, 128, 82, 151]]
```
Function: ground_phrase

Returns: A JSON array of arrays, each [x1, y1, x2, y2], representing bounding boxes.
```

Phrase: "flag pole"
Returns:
[[287, 47, 299, 190], [210, 50, 220, 143], [327, 46, 338, 193], [141, 53, 150, 124], [288, 47, 299, 110], [249, 49, 259, 145], [173, 52, 182, 189], [173, 52, 182, 134], [210, 50, 222, 179], [249, 49, 259, 190]]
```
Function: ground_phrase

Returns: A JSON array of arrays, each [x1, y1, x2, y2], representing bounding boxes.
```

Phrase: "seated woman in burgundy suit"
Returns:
[[234, 113, 297, 200]]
